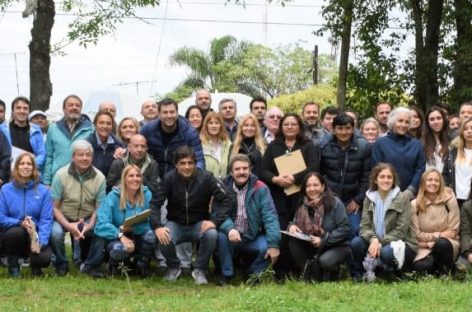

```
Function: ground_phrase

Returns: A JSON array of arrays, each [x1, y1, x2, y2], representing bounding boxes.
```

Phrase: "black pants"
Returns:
[[0, 226, 51, 268], [412, 237, 454, 274], [288, 237, 350, 281]]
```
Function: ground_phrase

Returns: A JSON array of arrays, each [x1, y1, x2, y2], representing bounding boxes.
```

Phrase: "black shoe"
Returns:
[[136, 260, 150, 278], [217, 275, 232, 286], [80, 264, 104, 278], [55, 265, 69, 277], [8, 265, 20, 278], [31, 267, 43, 277]]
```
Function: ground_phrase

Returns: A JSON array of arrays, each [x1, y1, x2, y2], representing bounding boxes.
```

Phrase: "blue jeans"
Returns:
[[84, 230, 157, 267], [217, 231, 269, 277], [347, 211, 361, 240], [350, 236, 415, 278], [50, 220, 92, 268], [160, 221, 217, 270]]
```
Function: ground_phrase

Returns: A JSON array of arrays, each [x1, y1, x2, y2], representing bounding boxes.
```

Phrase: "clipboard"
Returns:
[[123, 209, 151, 227], [280, 230, 312, 242], [274, 149, 306, 195]]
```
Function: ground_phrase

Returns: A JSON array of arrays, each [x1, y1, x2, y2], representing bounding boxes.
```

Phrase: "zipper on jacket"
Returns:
[[23, 188, 26, 219], [164, 148, 168, 175], [184, 184, 190, 225], [76, 182, 84, 221]]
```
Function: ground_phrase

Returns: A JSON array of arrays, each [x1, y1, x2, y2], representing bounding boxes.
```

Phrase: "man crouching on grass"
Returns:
[[217, 154, 280, 285], [152, 145, 232, 285]]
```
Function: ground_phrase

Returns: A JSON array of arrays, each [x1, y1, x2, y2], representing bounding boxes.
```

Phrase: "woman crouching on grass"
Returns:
[[0, 152, 53, 278], [287, 172, 351, 282], [80, 165, 157, 278], [410, 169, 460, 275], [350, 163, 418, 281]]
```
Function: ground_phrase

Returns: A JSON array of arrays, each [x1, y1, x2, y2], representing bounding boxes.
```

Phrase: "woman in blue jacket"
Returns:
[[87, 111, 126, 177], [80, 164, 157, 277], [0, 152, 53, 278]]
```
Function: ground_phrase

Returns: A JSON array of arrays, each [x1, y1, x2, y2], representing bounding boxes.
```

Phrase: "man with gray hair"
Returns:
[[219, 98, 238, 142], [263, 106, 284, 144], [49, 139, 106, 276]]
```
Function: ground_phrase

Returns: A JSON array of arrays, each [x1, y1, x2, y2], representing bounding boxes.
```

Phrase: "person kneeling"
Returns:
[[0, 153, 53, 278], [287, 172, 350, 282], [217, 154, 280, 285], [80, 165, 157, 277]]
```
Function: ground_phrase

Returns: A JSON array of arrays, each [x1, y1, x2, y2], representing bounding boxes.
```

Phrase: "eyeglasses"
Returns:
[[268, 115, 282, 120]]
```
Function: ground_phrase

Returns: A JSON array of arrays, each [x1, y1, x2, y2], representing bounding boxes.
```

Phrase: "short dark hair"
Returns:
[[320, 106, 339, 120], [332, 113, 354, 128], [158, 98, 178, 112], [185, 105, 203, 119], [302, 102, 320, 114], [11, 96, 30, 111], [0, 99, 5, 110], [459, 101, 472, 112], [249, 97, 267, 110], [173, 145, 196, 164], [63, 94, 82, 109]]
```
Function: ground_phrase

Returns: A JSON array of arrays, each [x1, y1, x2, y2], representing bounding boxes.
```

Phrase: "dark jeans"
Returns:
[[84, 230, 157, 267], [0, 226, 52, 268], [217, 231, 269, 277], [50, 220, 92, 268], [351, 236, 416, 278], [412, 237, 454, 274], [288, 237, 350, 281]]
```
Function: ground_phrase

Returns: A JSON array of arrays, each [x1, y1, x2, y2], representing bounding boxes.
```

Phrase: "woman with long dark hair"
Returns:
[[261, 113, 319, 280], [422, 106, 449, 173], [287, 172, 350, 281]]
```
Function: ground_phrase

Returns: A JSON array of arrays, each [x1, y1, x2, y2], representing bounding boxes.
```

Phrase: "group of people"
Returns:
[[0, 93, 472, 286]]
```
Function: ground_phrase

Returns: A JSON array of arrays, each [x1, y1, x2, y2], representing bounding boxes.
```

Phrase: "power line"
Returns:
[[149, 0, 169, 96]]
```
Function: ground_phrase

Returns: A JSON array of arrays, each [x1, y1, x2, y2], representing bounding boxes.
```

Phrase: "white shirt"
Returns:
[[455, 148, 472, 200]]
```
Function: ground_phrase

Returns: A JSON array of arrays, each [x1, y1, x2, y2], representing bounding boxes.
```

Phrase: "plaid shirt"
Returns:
[[233, 182, 249, 233]]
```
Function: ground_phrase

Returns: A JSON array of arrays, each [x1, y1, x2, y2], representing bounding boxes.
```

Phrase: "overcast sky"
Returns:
[[0, 0, 331, 115]]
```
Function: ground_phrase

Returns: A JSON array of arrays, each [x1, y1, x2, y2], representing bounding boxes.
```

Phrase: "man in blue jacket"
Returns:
[[217, 154, 280, 285], [0, 96, 46, 171], [43, 95, 94, 186]]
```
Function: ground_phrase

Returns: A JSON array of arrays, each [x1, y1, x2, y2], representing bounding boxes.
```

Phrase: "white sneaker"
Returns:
[[192, 268, 208, 285]]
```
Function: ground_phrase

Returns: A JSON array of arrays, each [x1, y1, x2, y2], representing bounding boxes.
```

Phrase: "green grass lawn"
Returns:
[[0, 266, 471, 311]]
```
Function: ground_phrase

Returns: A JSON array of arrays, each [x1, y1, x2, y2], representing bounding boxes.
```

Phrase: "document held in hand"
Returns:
[[123, 209, 151, 227], [274, 149, 306, 195]]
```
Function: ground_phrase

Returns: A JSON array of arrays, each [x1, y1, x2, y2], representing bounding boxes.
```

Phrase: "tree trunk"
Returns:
[[29, 0, 55, 111], [336, 0, 353, 111], [453, 0, 472, 106], [410, 0, 443, 113]]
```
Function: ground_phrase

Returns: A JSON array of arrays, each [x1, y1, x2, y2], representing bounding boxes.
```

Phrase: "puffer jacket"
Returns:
[[319, 133, 371, 204], [140, 116, 205, 178]]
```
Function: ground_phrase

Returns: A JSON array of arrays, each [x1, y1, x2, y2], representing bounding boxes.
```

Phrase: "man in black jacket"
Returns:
[[152, 145, 232, 285], [0, 130, 10, 187], [319, 113, 371, 238]]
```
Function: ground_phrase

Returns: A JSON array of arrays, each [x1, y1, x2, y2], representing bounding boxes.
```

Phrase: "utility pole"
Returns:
[[312, 45, 318, 85]]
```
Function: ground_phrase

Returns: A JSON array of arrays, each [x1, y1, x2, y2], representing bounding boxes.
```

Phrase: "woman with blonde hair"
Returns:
[[360, 118, 380, 144], [411, 168, 460, 274], [80, 165, 157, 277], [231, 114, 266, 177], [0, 152, 53, 277], [200, 111, 232, 180], [443, 117, 472, 208], [117, 117, 139, 145]]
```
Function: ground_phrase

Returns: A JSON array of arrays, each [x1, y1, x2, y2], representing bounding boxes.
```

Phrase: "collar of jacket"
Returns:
[[365, 186, 401, 210], [68, 161, 97, 180]]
